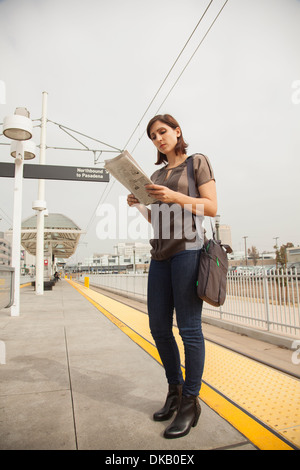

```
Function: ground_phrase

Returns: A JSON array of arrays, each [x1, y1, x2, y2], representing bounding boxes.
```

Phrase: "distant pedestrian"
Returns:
[[127, 114, 217, 438]]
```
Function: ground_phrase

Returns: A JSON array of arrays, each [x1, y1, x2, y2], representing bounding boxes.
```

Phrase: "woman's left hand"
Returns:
[[145, 184, 177, 204]]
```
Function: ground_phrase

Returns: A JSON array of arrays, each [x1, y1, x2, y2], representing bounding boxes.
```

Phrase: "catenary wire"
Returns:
[[81, 1, 220, 239], [155, 0, 229, 115], [0, 206, 13, 226], [122, 0, 215, 151], [47, 119, 122, 153], [130, 0, 229, 154], [1, 1, 229, 245]]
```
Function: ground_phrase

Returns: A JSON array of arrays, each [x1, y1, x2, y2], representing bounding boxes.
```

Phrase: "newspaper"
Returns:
[[104, 150, 155, 205]]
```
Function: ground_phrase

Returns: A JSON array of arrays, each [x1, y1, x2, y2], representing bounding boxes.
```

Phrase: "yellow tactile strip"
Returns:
[[204, 342, 300, 447], [67, 280, 300, 450]]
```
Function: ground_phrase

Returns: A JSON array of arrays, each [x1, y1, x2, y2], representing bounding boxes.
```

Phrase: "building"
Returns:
[[0, 232, 11, 265], [5, 213, 83, 277], [67, 242, 152, 274], [113, 242, 151, 257], [228, 250, 276, 267], [287, 246, 300, 263], [219, 225, 232, 247]]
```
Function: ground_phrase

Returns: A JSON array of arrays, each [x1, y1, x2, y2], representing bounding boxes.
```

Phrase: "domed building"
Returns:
[[20, 213, 84, 275]]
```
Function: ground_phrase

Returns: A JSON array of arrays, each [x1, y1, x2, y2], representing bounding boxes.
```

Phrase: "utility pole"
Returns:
[[243, 236, 248, 266], [273, 237, 279, 269], [34, 91, 48, 295]]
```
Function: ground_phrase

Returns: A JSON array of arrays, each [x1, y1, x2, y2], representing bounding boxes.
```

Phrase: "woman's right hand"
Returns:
[[127, 193, 140, 206], [127, 194, 151, 223]]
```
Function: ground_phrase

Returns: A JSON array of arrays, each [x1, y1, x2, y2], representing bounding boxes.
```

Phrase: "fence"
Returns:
[[83, 273, 148, 303], [79, 268, 300, 339], [203, 269, 300, 338]]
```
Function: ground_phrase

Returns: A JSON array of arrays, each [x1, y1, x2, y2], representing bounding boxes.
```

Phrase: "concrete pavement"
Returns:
[[0, 280, 259, 450]]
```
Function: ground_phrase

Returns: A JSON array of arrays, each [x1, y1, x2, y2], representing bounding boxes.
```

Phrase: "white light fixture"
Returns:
[[3, 109, 33, 141], [10, 140, 36, 160], [32, 200, 47, 211]]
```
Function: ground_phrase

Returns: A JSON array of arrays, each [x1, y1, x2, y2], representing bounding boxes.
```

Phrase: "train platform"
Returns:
[[0, 279, 299, 451]]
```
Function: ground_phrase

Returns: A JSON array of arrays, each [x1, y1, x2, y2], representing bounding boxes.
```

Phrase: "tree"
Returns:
[[247, 246, 259, 266], [274, 242, 294, 269]]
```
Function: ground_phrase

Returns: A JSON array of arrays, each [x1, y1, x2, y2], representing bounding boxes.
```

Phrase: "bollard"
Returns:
[[84, 277, 89, 288]]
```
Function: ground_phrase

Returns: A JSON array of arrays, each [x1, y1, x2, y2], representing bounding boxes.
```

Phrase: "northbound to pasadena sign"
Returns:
[[0, 162, 109, 182]]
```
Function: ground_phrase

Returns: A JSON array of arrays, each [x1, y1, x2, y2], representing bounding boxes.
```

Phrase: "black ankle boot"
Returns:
[[163, 395, 201, 439], [153, 384, 182, 421]]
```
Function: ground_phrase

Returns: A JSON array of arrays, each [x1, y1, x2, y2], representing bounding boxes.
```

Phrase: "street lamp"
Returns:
[[3, 108, 33, 141], [10, 140, 36, 160], [2, 108, 36, 316]]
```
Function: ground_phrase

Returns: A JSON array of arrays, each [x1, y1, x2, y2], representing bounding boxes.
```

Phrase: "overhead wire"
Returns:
[[0, 2, 229, 254], [81, 0, 221, 239], [155, 0, 229, 115], [122, 0, 215, 151], [130, 0, 229, 154], [95, 0, 229, 218], [47, 119, 122, 153], [58, 125, 90, 151], [0, 206, 13, 226], [48, 120, 122, 234]]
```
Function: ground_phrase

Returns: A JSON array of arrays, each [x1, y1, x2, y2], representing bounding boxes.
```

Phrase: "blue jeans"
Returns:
[[147, 250, 205, 396]]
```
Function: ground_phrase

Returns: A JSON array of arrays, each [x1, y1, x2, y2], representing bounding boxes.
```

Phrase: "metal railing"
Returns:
[[203, 269, 300, 338], [81, 268, 300, 338], [20, 275, 35, 285], [82, 273, 148, 302], [0, 266, 15, 310]]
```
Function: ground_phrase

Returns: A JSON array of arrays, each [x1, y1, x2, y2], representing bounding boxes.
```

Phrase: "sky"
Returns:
[[0, 0, 299, 264]]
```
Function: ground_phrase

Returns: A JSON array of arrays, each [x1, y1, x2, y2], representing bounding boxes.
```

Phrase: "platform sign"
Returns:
[[0, 162, 109, 182]]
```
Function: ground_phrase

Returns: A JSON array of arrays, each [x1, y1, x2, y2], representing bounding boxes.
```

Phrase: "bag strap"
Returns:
[[186, 155, 215, 240], [186, 155, 233, 254], [186, 155, 198, 198]]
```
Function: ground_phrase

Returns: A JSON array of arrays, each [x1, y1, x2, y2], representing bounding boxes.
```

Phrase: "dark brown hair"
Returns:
[[146, 114, 188, 165]]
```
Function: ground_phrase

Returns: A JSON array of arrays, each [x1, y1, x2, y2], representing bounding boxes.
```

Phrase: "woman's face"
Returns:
[[149, 120, 181, 155]]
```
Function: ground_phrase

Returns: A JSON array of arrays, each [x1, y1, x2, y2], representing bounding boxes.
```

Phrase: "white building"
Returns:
[[0, 232, 11, 265], [287, 246, 300, 263], [77, 242, 151, 273], [219, 225, 232, 247]]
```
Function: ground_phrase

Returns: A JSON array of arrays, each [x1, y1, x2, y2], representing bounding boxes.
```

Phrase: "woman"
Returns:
[[127, 114, 217, 439]]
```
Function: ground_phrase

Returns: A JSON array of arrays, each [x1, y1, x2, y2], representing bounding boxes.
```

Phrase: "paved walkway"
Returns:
[[0, 280, 260, 451]]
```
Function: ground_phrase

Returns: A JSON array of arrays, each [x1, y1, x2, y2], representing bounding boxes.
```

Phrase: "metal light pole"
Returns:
[[2, 108, 35, 316], [10, 143, 24, 316], [243, 236, 248, 267], [33, 91, 48, 295]]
